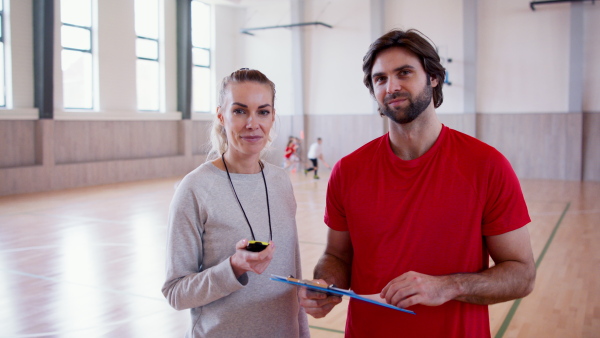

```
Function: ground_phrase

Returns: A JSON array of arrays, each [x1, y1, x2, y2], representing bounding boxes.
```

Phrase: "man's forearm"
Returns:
[[313, 253, 351, 289], [450, 260, 536, 305]]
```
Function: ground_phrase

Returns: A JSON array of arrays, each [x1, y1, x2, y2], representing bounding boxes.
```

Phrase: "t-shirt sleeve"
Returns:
[[324, 160, 348, 231], [482, 151, 531, 236]]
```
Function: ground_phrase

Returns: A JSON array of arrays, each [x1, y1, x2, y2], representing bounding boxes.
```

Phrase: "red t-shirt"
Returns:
[[325, 126, 530, 337]]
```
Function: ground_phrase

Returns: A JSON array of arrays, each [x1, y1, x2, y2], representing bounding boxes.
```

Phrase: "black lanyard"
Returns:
[[222, 154, 272, 241]]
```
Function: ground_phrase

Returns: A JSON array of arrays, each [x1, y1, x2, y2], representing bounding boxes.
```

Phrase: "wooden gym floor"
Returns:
[[0, 169, 598, 337]]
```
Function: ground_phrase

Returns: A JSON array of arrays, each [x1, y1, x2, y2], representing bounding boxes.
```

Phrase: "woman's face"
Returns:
[[218, 81, 275, 160]]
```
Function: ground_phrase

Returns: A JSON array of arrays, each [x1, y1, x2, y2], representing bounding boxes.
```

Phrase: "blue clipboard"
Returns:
[[270, 275, 416, 315]]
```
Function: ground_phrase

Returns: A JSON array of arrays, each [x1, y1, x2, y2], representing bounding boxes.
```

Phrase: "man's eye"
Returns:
[[374, 77, 385, 84]]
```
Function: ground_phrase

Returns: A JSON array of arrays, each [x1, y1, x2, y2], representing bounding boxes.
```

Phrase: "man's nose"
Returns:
[[386, 78, 402, 94]]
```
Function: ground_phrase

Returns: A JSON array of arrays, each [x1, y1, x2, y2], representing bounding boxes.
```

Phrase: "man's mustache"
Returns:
[[384, 92, 410, 104]]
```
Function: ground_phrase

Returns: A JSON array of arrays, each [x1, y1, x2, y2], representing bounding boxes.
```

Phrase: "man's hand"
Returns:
[[229, 239, 275, 278], [298, 279, 343, 318], [381, 271, 458, 309], [381, 227, 536, 308]]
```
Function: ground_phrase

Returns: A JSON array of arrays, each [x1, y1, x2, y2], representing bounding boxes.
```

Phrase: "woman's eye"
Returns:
[[259, 110, 271, 115], [233, 109, 245, 115]]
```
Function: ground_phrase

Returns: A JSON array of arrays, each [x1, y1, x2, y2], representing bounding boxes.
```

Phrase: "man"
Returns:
[[298, 29, 535, 337], [305, 138, 328, 179]]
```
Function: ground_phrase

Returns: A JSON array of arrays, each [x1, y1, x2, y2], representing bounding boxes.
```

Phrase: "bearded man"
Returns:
[[298, 29, 536, 338]]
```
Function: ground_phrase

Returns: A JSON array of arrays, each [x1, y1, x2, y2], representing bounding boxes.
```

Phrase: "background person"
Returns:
[[162, 68, 309, 338], [304, 137, 329, 179], [284, 136, 301, 172], [298, 29, 535, 337], [283, 136, 297, 169]]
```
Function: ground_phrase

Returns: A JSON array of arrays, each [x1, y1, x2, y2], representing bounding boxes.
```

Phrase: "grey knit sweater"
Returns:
[[162, 162, 309, 338]]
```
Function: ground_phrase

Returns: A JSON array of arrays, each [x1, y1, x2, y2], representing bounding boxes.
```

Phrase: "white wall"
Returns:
[[583, 3, 600, 112], [213, 4, 243, 110], [384, 0, 465, 114], [163, 0, 178, 113], [231, 0, 600, 117], [478, 1, 571, 114], [303, 0, 373, 115], [7, 0, 34, 109], [235, 0, 295, 116], [96, 0, 137, 112]]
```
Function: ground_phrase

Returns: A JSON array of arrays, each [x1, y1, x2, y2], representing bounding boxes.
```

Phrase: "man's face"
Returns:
[[370, 47, 437, 124]]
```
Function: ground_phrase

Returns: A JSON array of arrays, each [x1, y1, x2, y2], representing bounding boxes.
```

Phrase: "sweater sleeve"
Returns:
[[293, 213, 310, 338], [161, 176, 247, 311]]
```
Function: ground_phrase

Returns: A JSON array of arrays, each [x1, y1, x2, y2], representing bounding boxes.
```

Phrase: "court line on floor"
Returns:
[[3, 310, 167, 338], [495, 201, 571, 338], [309, 325, 345, 334], [2, 269, 165, 302]]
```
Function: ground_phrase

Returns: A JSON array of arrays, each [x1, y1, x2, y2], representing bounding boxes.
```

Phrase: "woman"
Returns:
[[162, 69, 309, 337]]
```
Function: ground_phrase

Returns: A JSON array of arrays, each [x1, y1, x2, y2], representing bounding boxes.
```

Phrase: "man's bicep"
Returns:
[[324, 229, 353, 264], [315, 229, 353, 288], [486, 226, 535, 266]]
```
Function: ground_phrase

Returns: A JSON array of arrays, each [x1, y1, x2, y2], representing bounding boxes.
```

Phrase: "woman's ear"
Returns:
[[216, 106, 224, 125]]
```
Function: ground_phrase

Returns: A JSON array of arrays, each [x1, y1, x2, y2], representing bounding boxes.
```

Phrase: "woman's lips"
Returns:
[[241, 135, 263, 142]]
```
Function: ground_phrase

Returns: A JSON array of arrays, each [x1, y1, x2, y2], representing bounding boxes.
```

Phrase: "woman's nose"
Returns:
[[245, 116, 258, 129]]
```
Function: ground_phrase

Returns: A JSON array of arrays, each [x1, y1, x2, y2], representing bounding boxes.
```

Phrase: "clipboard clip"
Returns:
[[278, 275, 346, 296], [271, 274, 416, 315], [286, 275, 331, 288]]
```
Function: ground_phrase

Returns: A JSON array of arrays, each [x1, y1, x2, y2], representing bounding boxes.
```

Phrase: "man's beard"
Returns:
[[378, 82, 433, 125]]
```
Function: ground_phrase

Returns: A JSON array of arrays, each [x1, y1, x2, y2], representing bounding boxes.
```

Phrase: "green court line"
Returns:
[[534, 202, 571, 270], [309, 325, 345, 334], [495, 202, 571, 338]]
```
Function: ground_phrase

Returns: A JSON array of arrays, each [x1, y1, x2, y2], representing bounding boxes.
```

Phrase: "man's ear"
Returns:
[[431, 76, 439, 88]]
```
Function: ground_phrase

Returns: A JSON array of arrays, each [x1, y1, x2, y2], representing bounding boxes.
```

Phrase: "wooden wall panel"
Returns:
[[305, 114, 385, 167], [1, 112, 597, 196], [191, 121, 212, 156], [0, 155, 206, 196], [0, 120, 205, 196], [54, 121, 181, 164], [0, 121, 37, 168], [582, 112, 600, 181], [477, 113, 583, 181], [302, 113, 475, 168], [438, 113, 476, 137]]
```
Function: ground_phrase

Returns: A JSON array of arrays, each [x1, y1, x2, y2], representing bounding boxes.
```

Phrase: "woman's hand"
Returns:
[[230, 239, 275, 278]]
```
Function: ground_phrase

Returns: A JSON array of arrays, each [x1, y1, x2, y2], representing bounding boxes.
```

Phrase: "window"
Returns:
[[191, 1, 211, 113], [135, 0, 160, 111], [60, 0, 93, 109], [0, 0, 6, 107]]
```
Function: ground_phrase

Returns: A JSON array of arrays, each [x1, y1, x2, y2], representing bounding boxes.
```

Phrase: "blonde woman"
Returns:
[[162, 69, 309, 337]]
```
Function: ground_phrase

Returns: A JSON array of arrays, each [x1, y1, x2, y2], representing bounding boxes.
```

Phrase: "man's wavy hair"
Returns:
[[362, 29, 446, 108]]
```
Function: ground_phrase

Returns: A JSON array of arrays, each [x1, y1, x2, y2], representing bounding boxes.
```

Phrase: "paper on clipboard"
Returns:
[[270, 275, 416, 315]]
